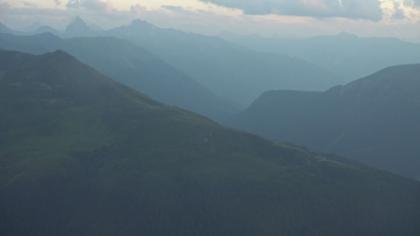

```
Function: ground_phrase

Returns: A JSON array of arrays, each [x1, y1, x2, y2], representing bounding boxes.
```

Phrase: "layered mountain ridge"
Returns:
[[233, 64, 420, 179], [0, 32, 236, 121], [1, 49, 420, 235]]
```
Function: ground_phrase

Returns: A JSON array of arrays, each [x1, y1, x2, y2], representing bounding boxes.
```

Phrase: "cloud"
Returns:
[[66, 0, 80, 8], [199, 0, 384, 20], [0, 2, 9, 16], [1, 0, 420, 42], [400, 1, 420, 21], [66, 0, 111, 11], [0, 2, 10, 9], [379, 0, 420, 22]]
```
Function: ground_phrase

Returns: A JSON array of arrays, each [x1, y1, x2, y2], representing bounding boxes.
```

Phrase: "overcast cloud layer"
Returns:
[[201, 0, 384, 20], [204, 0, 420, 21], [0, 0, 420, 41]]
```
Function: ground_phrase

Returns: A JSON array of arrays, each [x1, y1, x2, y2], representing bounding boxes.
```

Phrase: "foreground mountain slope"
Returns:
[[1, 50, 420, 236], [106, 20, 336, 105], [0, 32, 235, 121], [234, 64, 420, 179]]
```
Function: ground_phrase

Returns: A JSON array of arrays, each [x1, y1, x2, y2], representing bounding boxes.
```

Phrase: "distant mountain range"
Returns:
[[0, 22, 17, 34], [233, 64, 420, 179], [1, 49, 420, 236], [104, 19, 336, 105], [64, 16, 98, 37], [222, 32, 420, 84], [19, 17, 336, 106], [33, 25, 60, 35], [0, 32, 236, 121]]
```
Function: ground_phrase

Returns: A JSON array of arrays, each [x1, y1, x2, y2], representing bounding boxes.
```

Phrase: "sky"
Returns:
[[1, 0, 420, 41]]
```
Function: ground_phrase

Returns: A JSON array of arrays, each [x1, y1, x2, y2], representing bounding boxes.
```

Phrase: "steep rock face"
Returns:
[[234, 64, 420, 179], [0, 50, 420, 236]]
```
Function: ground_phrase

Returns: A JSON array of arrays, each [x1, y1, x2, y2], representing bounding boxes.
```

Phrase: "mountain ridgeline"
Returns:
[[106, 20, 337, 105], [35, 17, 336, 106], [0, 32, 236, 121], [223, 32, 420, 84], [64, 16, 98, 37], [233, 64, 420, 180], [1, 50, 420, 235]]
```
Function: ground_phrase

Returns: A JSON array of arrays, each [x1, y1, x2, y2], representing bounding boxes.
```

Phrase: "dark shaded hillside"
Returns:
[[233, 64, 420, 180], [0, 50, 420, 236], [0, 32, 236, 121], [106, 20, 336, 105]]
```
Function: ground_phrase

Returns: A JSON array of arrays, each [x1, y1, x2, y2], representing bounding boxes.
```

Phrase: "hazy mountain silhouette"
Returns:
[[105, 19, 337, 106], [0, 32, 236, 121], [64, 16, 98, 37], [34, 25, 60, 35], [0, 22, 16, 34], [2, 18, 339, 106], [1, 49, 420, 236], [233, 64, 420, 179], [222, 32, 420, 84]]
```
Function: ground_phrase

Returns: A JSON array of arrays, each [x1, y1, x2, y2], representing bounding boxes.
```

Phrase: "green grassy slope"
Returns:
[[0, 50, 419, 236]]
